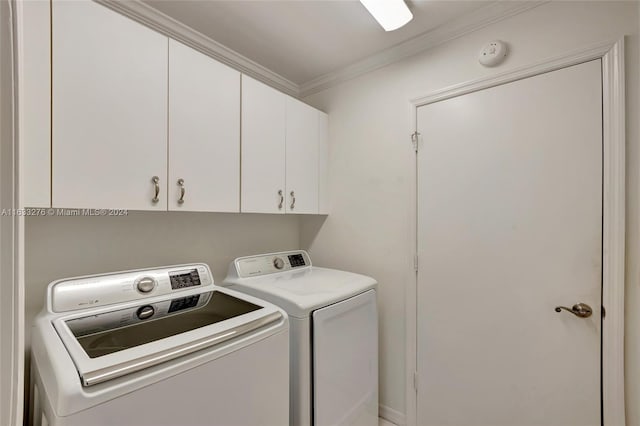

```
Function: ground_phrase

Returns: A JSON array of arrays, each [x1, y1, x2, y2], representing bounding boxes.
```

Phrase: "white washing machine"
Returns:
[[223, 251, 378, 426], [30, 264, 289, 426]]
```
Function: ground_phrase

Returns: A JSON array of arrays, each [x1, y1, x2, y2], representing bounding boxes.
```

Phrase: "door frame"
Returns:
[[406, 38, 625, 426], [1, 1, 24, 425]]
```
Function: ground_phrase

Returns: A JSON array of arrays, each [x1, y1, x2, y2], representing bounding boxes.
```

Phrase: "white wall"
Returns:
[[302, 2, 640, 423]]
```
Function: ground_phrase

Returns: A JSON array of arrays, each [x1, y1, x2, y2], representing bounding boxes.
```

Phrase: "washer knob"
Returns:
[[136, 305, 155, 320], [135, 276, 156, 293], [273, 257, 285, 270]]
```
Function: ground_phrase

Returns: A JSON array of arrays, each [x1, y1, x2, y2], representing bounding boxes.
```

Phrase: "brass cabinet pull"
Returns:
[[177, 179, 185, 204], [151, 176, 160, 203], [555, 303, 592, 318]]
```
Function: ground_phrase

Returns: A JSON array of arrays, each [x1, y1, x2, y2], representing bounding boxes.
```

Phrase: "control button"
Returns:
[[135, 276, 157, 293], [273, 257, 285, 270], [136, 305, 155, 320]]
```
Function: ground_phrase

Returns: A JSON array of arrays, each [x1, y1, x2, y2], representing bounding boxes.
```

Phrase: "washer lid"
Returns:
[[223, 266, 377, 318], [53, 287, 286, 387]]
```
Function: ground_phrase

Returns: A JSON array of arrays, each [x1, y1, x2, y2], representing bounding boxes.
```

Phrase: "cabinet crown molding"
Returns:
[[96, 0, 546, 98], [95, 0, 299, 97]]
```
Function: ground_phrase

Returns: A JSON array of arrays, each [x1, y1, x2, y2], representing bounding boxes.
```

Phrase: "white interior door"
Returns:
[[168, 39, 240, 212], [416, 60, 602, 426]]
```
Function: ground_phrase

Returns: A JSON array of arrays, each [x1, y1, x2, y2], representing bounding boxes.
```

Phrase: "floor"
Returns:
[[379, 418, 396, 426]]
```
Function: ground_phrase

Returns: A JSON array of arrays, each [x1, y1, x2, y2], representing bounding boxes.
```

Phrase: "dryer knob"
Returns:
[[136, 305, 155, 320], [135, 276, 157, 293], [273, 257, 285, 270]]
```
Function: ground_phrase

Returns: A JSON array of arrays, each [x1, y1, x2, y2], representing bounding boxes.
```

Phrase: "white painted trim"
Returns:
[[299, 1, 547, 97], [410, 38, 618, 107], [601, 38, 626, 426], [408, 39, 626, 426], [379, 404, 406, 426], [405, 102, 419, 426], [1, 1, 24, 425], [94, 0, 299, 97]]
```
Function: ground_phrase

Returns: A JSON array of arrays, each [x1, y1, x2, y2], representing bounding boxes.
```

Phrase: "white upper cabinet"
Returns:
[[241, 75, 287, 214], [241, 76, 328, 214], [168, 40, 240, 212], [35, 1, 327, 214], [52, 1, 168, 210], [285, 98, 318, 214], [318, 111, 329, 214]]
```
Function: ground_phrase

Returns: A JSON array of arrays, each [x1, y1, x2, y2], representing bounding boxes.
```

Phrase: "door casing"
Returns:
[[406, 38, 626, 426], [2, 1, 24, 425]]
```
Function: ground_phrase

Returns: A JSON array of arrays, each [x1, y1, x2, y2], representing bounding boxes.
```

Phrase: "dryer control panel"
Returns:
[[49, 264, 213, 313], [233, 251, 312, 278]]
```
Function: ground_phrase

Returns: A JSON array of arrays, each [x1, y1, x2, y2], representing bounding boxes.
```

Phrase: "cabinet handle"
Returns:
[[278, 190, 284, 210], [151, 176, 160, 203], [177, 179, 185, 204], [290, 191, 296, 210]]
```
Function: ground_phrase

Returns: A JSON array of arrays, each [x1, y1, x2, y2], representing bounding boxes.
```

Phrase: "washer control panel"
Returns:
[[273, 257, 285, 270], [49, 264, 213, 313], [235, 251, 312, 278], [169, 269, 202, 290]]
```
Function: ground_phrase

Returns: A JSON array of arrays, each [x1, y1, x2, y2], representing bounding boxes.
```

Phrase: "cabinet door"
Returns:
[[285, 97, 319, 214], [318, 111, 329, 214], [17, 0, 51, 208], [52, 1, 168, 210], [168, 40, 240, 212], [241, 76, 286, 214]]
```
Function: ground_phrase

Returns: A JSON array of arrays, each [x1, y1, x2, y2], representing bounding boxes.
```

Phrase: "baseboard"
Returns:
[[379, 404, 406, 426]]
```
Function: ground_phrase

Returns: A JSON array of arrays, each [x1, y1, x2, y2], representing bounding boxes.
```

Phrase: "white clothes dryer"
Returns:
[[30, 264, 289, 426], [223, 251, 378, 426]]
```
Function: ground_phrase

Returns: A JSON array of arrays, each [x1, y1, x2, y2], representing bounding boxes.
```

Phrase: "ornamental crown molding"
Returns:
[[299, 1, 547, 97], [96, 0, 300, 96], [96, 0, 547, 99]]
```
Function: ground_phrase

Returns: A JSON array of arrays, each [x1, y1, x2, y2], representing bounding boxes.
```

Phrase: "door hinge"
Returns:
[[413, 371, 418, 392], [413, 254, 418, 272], [602, 305, 606, 318], [411, 131, 420, 152]]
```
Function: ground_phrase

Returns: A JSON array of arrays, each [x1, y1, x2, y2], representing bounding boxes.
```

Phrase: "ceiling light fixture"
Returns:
[[359, 0, 413, 32]]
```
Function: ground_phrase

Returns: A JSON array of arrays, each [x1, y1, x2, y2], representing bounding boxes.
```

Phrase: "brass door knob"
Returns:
[[555, 303, 592, 318]]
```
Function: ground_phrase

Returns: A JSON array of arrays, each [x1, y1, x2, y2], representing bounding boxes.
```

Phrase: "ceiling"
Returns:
[[142, 0, 492, 85]]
